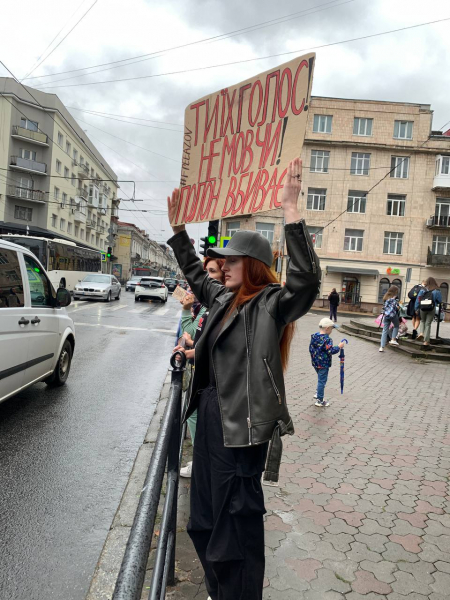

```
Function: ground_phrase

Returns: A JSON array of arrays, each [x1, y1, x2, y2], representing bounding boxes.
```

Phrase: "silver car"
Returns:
[[73, 274, 121, 302], [125, 275, 141, 292]]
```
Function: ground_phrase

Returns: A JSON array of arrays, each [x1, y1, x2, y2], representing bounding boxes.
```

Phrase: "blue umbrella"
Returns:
[[339, 339, 349, 394]]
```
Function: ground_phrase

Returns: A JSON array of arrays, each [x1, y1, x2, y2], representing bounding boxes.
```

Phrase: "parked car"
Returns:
[[0, 239, 75, 404], [135, 277, 168, 303], [73, 274, 121, 302], [164, 278, 178, 293], [177, 280, 188, 290], [125, 275, 141, 292]]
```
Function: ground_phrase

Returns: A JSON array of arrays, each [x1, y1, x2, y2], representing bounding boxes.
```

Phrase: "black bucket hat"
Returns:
[[207, 230, 273, 267]]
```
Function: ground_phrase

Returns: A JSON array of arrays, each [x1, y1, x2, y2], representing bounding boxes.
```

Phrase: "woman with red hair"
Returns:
[[167, 158, 320, 600]]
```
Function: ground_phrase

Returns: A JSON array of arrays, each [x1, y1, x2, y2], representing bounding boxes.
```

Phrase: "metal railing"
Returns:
[[12, 125, 48, 145], [112, 348, 187, 600], [6, 184, 45, 202], [10, 155, 47, 174]]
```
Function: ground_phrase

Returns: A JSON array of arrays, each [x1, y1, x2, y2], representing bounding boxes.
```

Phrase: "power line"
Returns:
[[20, 0, 91, 81], [66, 106, 182, 127], [22, 0, 99, 81], [34, 16, 450, 90], [23, 0, 352, 83], [69, 108, 183, 132]]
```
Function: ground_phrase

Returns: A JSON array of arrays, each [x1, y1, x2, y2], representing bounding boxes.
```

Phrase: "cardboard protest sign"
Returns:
[[172, 53, 315, 226], [172, 285, 188, 302]]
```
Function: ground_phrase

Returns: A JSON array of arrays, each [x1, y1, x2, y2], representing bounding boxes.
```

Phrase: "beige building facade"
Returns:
[[0, 78, 119, 257], [222, 96, 450, 308]]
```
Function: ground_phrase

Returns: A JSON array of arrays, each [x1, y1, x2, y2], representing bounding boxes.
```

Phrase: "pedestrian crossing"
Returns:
[[68, 300, 172, 317]]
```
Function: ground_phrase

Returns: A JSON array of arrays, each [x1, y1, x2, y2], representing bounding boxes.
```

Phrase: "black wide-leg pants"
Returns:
[[187, 385, 268, 600]]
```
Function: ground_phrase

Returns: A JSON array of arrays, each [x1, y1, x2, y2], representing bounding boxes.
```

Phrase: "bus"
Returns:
[[0, 235, 102, 292]]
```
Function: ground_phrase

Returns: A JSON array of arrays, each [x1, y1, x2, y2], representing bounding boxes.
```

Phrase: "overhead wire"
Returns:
[[66, 106, 182, 127], [68, 108, 183, 132], [33, 16, 450, 90], [23, 0, 354, 83]]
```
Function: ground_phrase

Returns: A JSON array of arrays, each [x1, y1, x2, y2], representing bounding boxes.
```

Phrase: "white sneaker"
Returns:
[[180, 461, 192, 478], [379, 347, 384, 352], [389, 340, 399, 346], [313, 393, 318, 399]]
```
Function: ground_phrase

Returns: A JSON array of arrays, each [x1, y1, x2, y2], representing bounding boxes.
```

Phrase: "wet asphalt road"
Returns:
[[0, 291, 181, 600]]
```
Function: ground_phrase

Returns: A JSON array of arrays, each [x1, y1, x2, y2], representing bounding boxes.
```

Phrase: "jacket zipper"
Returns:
[[301, 220, 317, 274], [243, 305, 252, 445], [263, 358, 282, 404]]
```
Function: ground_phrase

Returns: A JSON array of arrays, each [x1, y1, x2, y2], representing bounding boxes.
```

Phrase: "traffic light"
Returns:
[[107, 246, 112, 260], [199, 220, 219, 256]]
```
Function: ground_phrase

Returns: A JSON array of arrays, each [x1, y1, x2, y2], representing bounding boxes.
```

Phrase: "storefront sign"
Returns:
[[386, 267, 400, 275]]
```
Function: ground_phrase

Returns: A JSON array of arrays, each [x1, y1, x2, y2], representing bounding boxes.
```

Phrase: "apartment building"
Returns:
[[0, 77, 119, 253], [115, 221, 179, 281], [221, 97, 450, 308]]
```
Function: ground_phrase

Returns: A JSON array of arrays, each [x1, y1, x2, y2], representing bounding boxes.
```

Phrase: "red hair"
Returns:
[[204, 256, 226, 284], [226, 257, 295, 371]]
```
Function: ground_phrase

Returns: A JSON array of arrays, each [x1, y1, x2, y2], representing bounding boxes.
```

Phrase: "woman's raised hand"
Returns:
[[167, 188, 185, 234], [281, 158, 302, 224]]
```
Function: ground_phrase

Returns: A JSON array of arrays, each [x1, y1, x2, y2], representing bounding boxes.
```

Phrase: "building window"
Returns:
[[80, 228, 84, 240], [440, 282, 449, 303], [387, 194, 406, 217], [350, 152, 370, 175], [353, 117, 373, 136], [432, 235, 450, 255], [20, 148, 37, 161], [58, 132, 63, 146], [308, 226, 323, 249], [56, 159, 61, 173], [91, 234, 95, 244], [20, 117, 38, 132], [439, 156, 450, 175], [62, 192, 67, 207], [347, 190, 367, 214], [378, 278, 390, 302], [71, 173, 76, 186], [313, 114, 332, 133], [256, 222, 275, 244], [54, 187, 60, 201], [60, 219, 66, 231], [390, 156, 410, 178], [66, 141, 71, 155], [67, 223, 73, 234], [435, 198, 450, 227], [73, 149, 78, 163], [64, 167, 69, 179], [51, 214, 57, 227], [75, 225, 79, 237], [227, 221, 241, 236], [14, 205, 33, 221], [307, 188, 326, 211], [344, 229, 364, 252], [384, 232, 404, 255], [394, 120, 413, 140], [310, 150, 330, 173]]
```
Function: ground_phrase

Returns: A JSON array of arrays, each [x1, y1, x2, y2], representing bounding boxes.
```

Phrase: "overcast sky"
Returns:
[[1, 0, 449, 246]]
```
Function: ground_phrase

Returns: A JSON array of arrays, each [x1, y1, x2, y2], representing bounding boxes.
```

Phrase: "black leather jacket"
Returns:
[[168, 220, 321, 481]]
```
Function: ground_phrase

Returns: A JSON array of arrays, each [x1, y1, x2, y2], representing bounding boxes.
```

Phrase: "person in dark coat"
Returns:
[[328, 288, 340, 322]]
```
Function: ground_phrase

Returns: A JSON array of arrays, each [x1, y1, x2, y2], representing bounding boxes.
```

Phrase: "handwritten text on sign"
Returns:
[[173, 53, 315, 225]]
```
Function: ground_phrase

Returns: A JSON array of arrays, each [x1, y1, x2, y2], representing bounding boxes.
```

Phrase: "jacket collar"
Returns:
[[214, 282, 281, 306]]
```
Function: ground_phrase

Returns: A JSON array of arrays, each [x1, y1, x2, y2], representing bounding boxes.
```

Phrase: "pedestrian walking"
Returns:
[[167, 158, 320, 600], [328, 288, 340, 322], [379, 285, 400, 352], [309, 317, 345, 407], [407, 280, 426, 339], [415, 277, 442, 347]]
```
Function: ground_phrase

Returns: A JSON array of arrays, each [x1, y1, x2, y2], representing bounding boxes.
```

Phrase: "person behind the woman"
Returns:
[[415, 277, 442, 346], [379, 285, 400, 352], [179, 256, 225, 478], [328, 288, 340, 323], [167, 158, 320, 600], [407, 279, 426, 339]]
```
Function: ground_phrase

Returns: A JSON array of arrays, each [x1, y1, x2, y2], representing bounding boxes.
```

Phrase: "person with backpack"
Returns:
[[407, 280, 426, 339], [328, 288, 340, 323], [415, 277, 442, 346], [379, 285, 400, 352]]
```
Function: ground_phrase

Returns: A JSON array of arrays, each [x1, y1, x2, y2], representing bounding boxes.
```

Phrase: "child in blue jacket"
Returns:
[[309, 317, 344, 407]]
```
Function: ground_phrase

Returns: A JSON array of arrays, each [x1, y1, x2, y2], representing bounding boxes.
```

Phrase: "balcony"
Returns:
[[77, 187, 88, 200], [86, 219, 95, 229], [77, 163, 89, 178], [11, 125, 48, 146], [6, 184, 46, 203], [97, 205, 107, 215], [73, 208, 86, 223], [10, 155, 47, 175], [433, 156, 450, 191], [97, 224, 106, 234], [426, 215, 450, 229], [427, 247, 450, 267]]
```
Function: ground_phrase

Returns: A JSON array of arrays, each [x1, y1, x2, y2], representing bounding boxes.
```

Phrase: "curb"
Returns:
[[85, 370, 172, 600]]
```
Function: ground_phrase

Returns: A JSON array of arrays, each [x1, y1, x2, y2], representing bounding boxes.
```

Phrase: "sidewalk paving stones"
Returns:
[[167, 315, 450, 599]]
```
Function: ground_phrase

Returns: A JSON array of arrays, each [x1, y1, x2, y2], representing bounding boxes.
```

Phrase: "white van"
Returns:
[[0, 239, 75, 404]]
